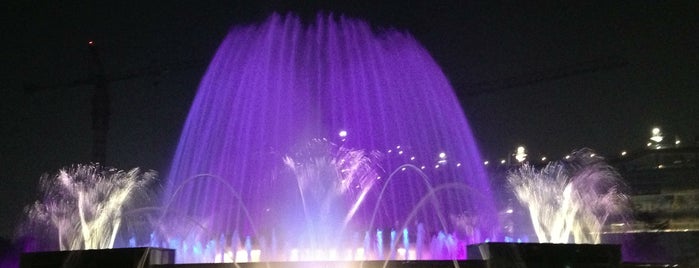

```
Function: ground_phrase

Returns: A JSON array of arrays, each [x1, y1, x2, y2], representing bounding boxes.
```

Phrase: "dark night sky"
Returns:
[[1, 1, 697, 238]]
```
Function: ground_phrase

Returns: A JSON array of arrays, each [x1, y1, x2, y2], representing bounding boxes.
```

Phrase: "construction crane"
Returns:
[[25, 40, 204, 165]]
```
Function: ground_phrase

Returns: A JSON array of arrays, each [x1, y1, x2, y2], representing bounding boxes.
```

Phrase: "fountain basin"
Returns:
[[20, 247, 174, 268], [467, 242, 621, 267], [17, 245, 679, 268]]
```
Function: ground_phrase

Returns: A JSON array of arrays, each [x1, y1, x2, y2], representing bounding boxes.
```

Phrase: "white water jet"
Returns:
[[20, 164, 157, 250], [507, 149, 630, 244]]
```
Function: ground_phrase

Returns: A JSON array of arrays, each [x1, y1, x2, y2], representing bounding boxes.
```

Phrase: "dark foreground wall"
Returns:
[[468, 242, 621, 268], [603, 230, 699, 266], [20, 247, 174, 268], [16, 242, 691, 268]]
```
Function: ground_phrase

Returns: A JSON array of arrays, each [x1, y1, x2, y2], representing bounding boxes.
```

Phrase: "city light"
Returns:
[[473, 125, 687, 171], [650, 127, 663, 143], [437, 152, 447, 164], [515, 146, 527, 162]]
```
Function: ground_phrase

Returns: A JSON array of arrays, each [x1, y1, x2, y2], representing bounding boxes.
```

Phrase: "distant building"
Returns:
[[611, 146, 699, 231]]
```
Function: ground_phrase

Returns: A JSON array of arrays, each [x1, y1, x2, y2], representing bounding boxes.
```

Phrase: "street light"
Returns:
[[650, 127, 663, 143], [515, 146, 527, 163]]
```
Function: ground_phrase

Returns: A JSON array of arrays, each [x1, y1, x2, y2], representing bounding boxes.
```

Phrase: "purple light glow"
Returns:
[[162, 13, 498, 261]]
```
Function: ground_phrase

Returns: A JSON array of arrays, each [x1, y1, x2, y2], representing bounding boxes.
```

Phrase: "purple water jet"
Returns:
[[161, 13, 498, 261]]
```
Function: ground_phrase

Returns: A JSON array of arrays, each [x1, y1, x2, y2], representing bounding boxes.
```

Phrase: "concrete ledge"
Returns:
[[20, 247, 175, 268]]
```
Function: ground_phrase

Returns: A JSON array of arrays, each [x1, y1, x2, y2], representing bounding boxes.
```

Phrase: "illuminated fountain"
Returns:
[[459, 150, 630, 266], [17, 164, 157, 251], [507, 149, 630, 244], [12, 12, 653, 268], [14, 13, 640, 267], [159, 13, 498, 262]]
